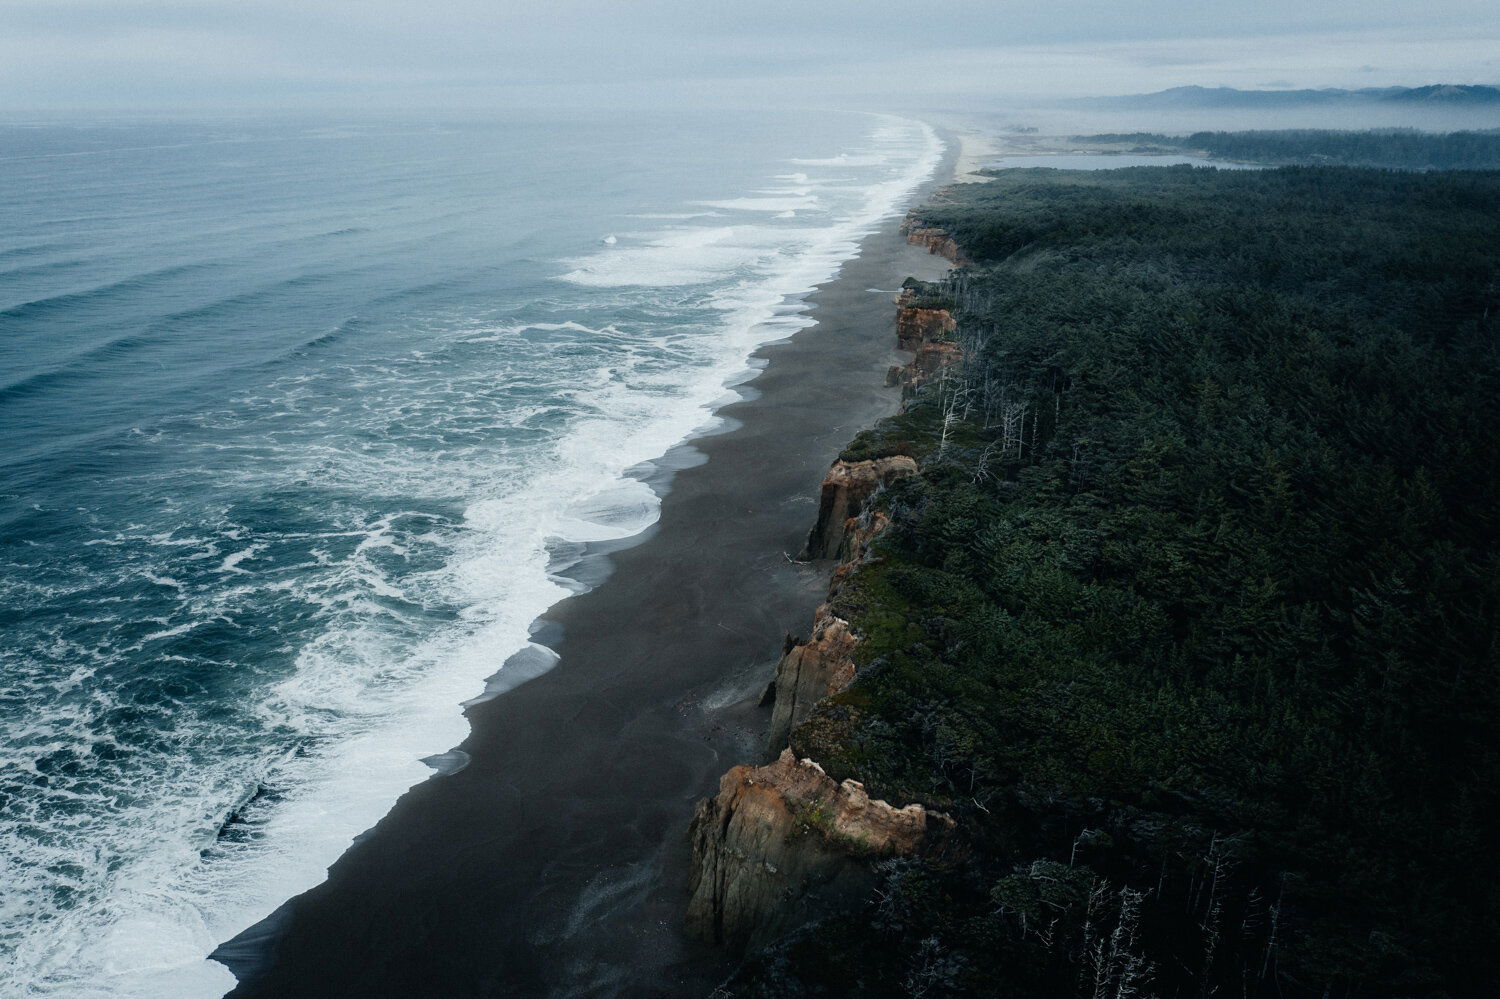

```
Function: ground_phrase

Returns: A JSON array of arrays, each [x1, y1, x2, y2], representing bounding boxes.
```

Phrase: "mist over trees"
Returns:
[[1071, 128, 1500, 169]]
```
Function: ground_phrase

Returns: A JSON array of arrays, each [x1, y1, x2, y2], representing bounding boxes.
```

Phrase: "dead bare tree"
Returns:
[[1084, 883, 1155, 999], [999, 398, 1029, 456], [936, 371, 973, 460]]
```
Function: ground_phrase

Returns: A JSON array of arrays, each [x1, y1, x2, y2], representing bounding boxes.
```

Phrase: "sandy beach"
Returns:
[[952, 129, 1003, 182], [217, 143, 956, 999]]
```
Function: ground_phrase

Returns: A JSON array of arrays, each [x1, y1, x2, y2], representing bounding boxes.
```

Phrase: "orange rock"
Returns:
[[801, 456, 917, 561], [896, 305, 957, 350], [900, 216, 965, 264], [686, 749, 952, 949], [767, 605, 859, 751]]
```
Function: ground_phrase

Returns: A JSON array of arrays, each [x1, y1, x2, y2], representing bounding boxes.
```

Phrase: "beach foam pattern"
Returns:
[[0, 111, 939, 997]]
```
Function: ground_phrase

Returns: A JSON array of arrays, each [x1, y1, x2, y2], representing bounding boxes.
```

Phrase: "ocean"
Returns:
[[0, 109, 941, 997]]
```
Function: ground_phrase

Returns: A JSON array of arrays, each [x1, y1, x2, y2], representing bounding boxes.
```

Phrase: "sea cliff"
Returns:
[[686, 749, 951, 951], [900, 215, 965, 264], [686, 212, 964, 960]]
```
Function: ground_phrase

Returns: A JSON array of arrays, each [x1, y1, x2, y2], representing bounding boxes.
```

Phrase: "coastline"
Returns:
[[952, 129, 1003, 182], [217, 137, 958, 998], [694, 157, 1500, 996]]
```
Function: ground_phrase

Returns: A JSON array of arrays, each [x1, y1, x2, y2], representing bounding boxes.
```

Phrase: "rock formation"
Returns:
[[800, 456, 917, 561], [900, 216, 964, 264], [767, 605, 858, 752], [686, 232, 966, 960], [888, 340, 963, 406], [686, 749, 951, 950], [895, 304, 957, 351], [889, 281, 961, 406], [827, 508, 889, 591]]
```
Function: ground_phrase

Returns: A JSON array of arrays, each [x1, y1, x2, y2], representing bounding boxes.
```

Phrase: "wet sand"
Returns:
[[218, 159, 954, 999]]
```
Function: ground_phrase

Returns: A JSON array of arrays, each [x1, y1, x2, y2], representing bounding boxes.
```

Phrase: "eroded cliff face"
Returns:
[[889, 282, 961, 406], [800, 456, 917, 561], [767, 605, 858, 752], [895, 304, 957, 351], [901, 215, 963, 264], [828, 508, 889, 591], [692, 487, 924, 953], [686, 749, 951, 950], [887, 340, 963, 406], [686, 230, 966, 960]]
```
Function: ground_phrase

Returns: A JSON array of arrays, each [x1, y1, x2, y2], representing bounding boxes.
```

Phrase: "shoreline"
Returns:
[[952, 129, 1003, 182], [218, 136, 958, 998]]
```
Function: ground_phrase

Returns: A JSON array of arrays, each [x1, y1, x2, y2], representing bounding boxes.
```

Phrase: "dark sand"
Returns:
[[219, 166, 954, 999]]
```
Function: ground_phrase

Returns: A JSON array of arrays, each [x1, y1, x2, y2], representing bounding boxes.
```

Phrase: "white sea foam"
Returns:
[[624, 211, 722, 220], [698, 195, 822, 212], [559, 224, 812, 287], [789, 152, 890, 166], [0, 113, 942, 999]]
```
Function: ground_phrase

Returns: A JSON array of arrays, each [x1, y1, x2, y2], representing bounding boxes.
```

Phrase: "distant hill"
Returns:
[[1079, 84, 1500, 109], [1388, 84, 1500, 104]]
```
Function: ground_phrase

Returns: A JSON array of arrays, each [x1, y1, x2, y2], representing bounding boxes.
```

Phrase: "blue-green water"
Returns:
[[0, 110, 940, 996]]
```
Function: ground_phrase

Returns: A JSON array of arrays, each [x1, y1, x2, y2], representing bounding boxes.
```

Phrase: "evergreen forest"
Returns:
[[731, 164, 1500, 998], [1071, 129, 1500, 169]]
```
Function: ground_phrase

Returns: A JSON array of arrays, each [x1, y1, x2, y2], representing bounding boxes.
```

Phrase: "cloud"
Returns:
[[0, 1, 1495, 108]]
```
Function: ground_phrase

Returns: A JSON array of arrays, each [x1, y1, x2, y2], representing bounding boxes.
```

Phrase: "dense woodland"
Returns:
[[1071, 129, 1500, 169], [730, 166, 1500, 997]]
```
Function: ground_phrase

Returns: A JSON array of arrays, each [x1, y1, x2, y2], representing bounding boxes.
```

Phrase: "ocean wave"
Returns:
[[0, 111, 943, 998], [697, 194, 823, 212], [0, 271, 360, 402], [557, 224, 798, 287], [0, 241, 67, 263], [0, 262, 218, 322], [788, 152, 891, 166]]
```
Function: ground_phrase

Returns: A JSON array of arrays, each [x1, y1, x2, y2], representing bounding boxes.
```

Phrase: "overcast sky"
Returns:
[[2, 0, 1497, 110]]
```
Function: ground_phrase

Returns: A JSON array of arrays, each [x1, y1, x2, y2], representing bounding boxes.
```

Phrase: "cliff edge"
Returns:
[[900, 214, 964, 264], [800, 456, 917, 561], [687, 218, 966, 963], [686, 749, 951, 951]]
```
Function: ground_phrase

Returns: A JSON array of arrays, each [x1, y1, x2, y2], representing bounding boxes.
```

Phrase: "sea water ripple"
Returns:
[[0, 110, 940, 997]]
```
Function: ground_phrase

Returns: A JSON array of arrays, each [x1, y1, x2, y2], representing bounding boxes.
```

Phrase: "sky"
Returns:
[[1, 0, 1497, 110]]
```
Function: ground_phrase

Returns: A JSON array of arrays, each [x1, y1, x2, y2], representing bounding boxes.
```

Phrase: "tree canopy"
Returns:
[[732, 165, 1500, 998]]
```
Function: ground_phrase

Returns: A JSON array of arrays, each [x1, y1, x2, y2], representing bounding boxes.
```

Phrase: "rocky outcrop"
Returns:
[[801, 456, 918, 561], [686, 749, 952, 950], [769, 500, 894, 750], [901, 216, 963, 264], [895, 304, 957, 350], [828, 508, 889, 591], [686, 226, 967, 960], [890, 282, 961, 408], [887, 340, 963, 404], [767, 605, 858, 752]]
